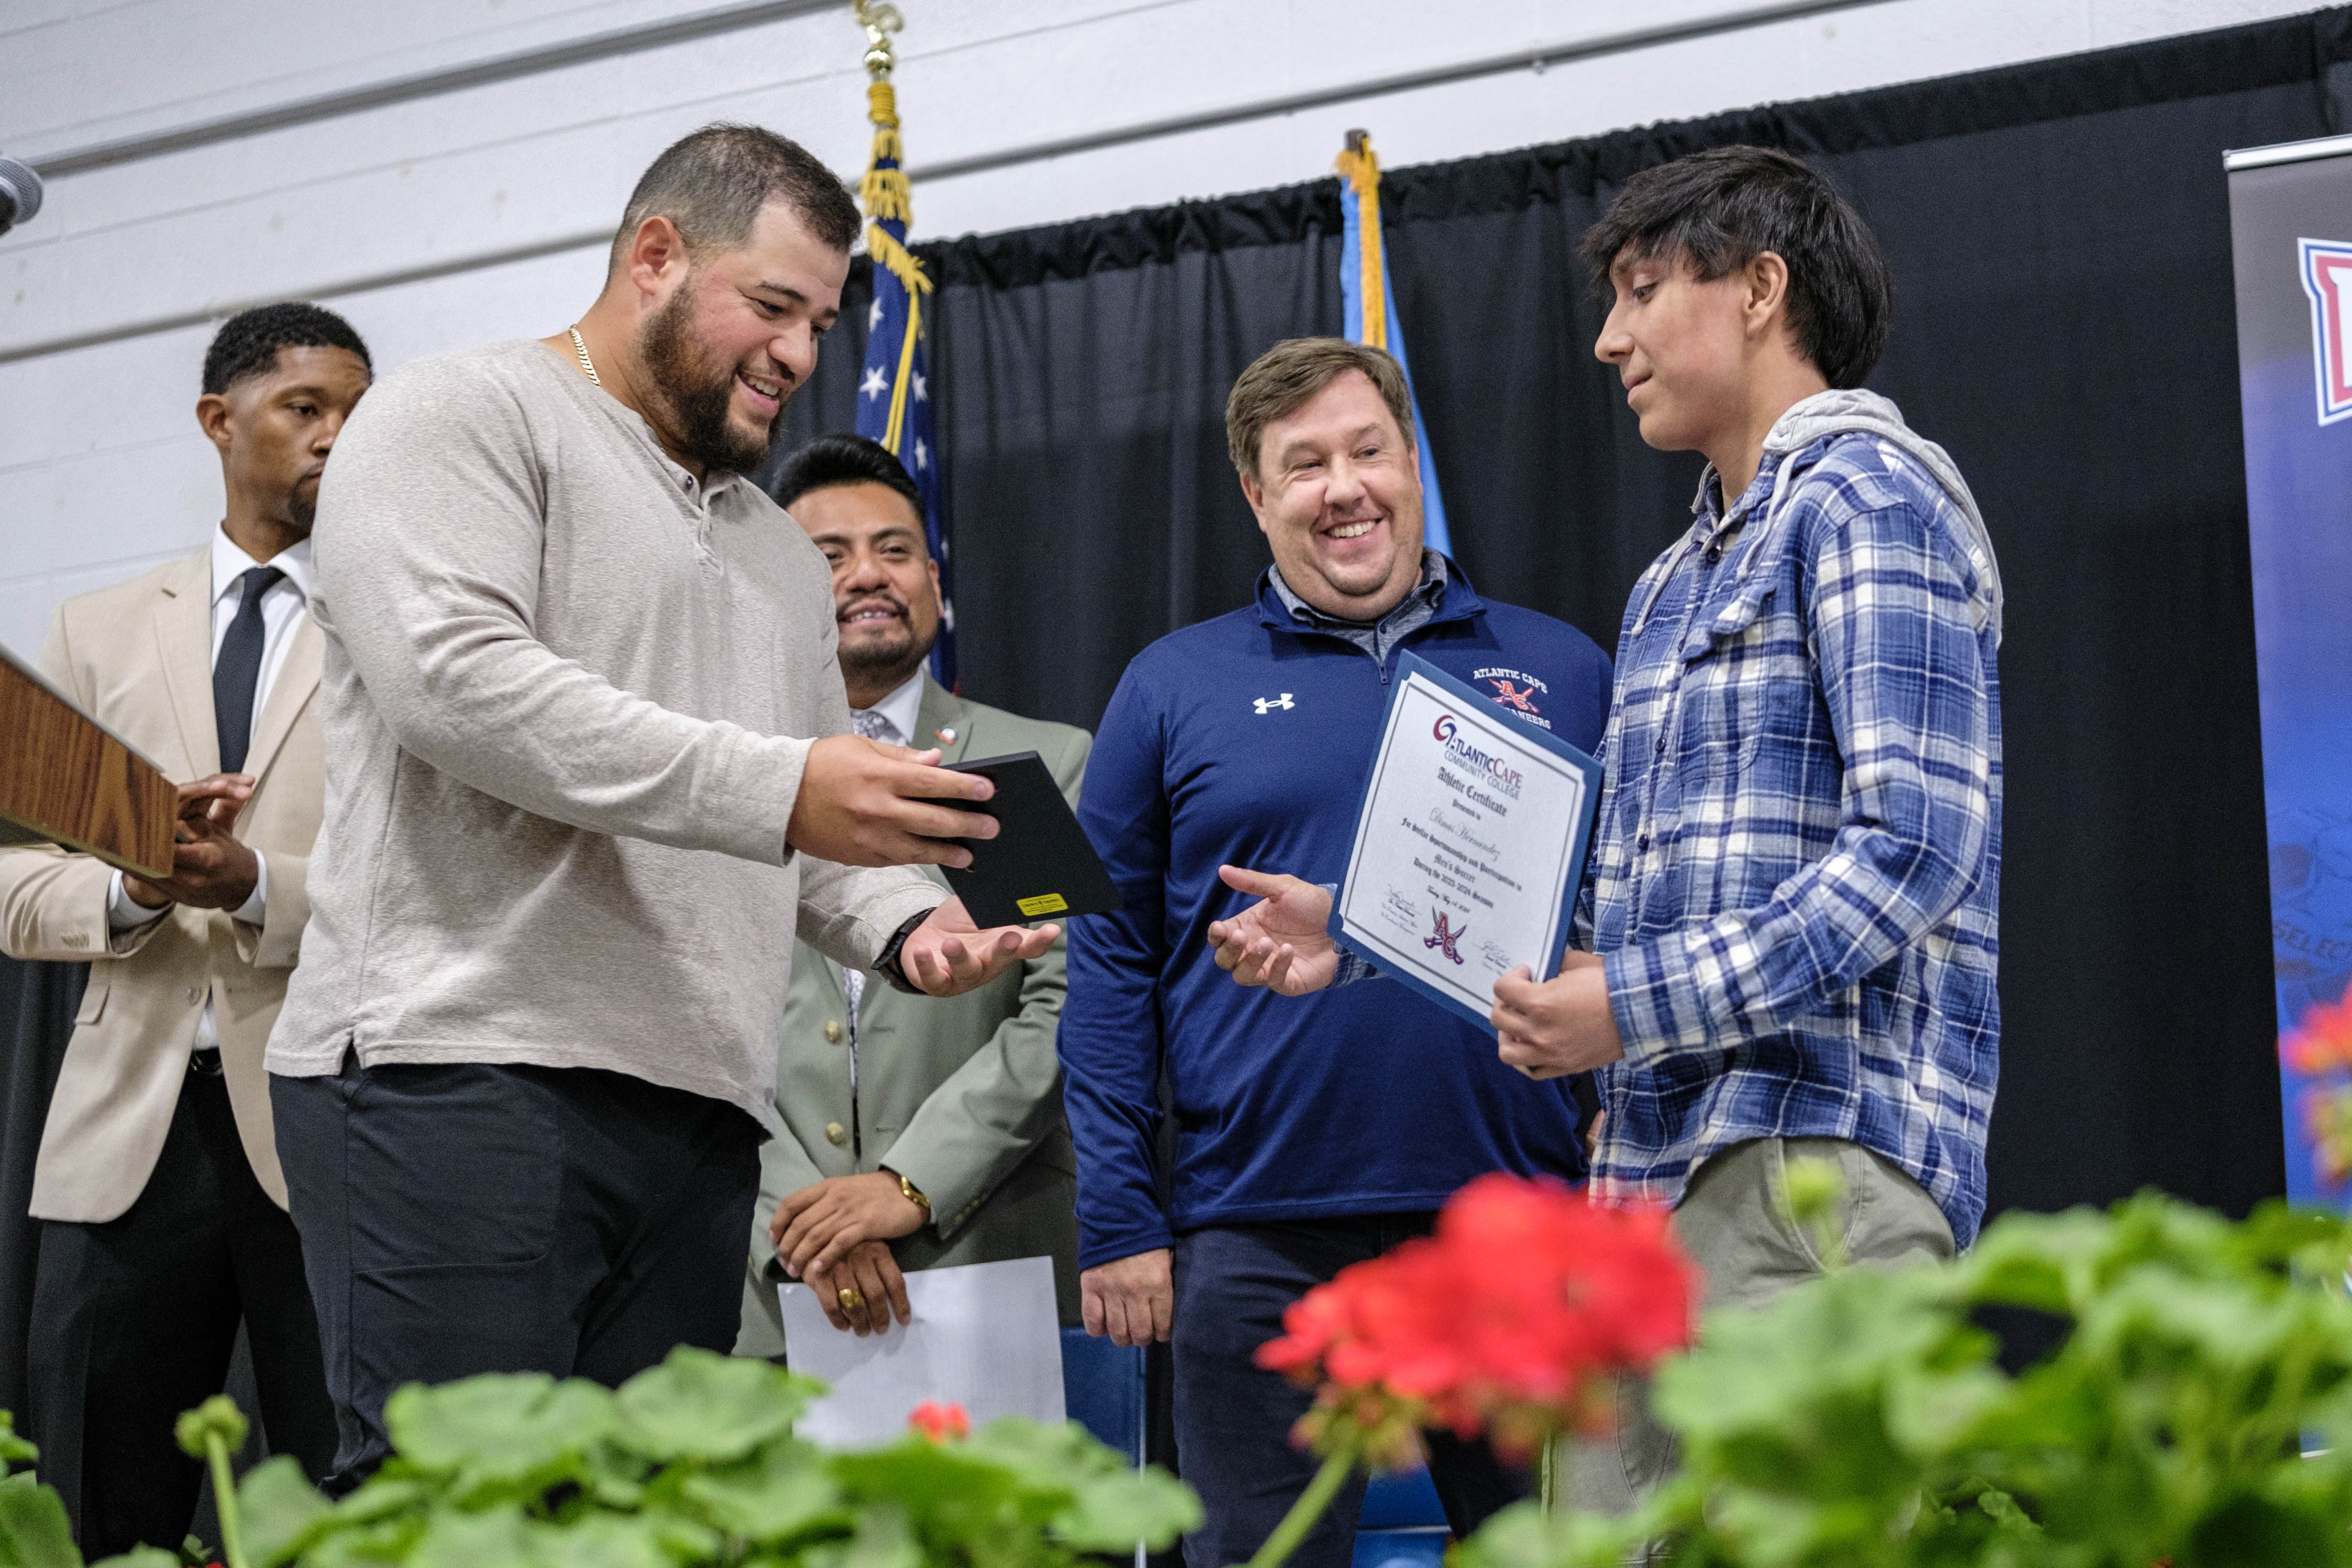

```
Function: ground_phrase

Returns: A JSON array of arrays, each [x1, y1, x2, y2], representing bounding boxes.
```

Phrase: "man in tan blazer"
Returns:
[[741, 435, 1089, 1356], [0, 304, 370, 1553]]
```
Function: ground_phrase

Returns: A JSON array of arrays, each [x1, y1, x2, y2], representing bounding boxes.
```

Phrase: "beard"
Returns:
[[638, 283, 775, 475], [839, 604, 933, 687]]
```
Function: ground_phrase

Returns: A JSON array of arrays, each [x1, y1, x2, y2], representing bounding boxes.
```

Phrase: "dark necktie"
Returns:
[[214, 566, 285, 774]]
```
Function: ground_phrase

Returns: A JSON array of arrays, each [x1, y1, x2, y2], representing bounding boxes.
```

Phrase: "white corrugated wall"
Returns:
[[0, 0, 2322, 659]]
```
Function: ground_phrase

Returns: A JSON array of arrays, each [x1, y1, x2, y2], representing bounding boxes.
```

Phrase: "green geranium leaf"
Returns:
[[1450, 1500, 1550, 1568], [327, 1470, 433, 1526], [297, 1516, 426, 1568], [1960, 1206, 2110, 1315], [403, 1505, 535, 1568], [613, 1348, 818, 1464], [1882, 1362, 2012, 1457], [385, 1372, 615, 1499], [2227, 1199, 2352, 1277], [802, 1505, 922, 1568], [679, 1439, 849, 1543], [1660, 1265, 1962, 1508], [580, 1463, 650, 1512], [829, 1438, 1028, 1526], [1048, 1465, 1200, 1551], [1453, 1497, 1660, 1568], [237, 1455, 336, 1568], [2183, 1491, 2336, 1566], [0, 1413, 37, 1475], [86, 1551, 175, 1568], [514, 1511, 684, 1568], [0, 1478, 82, 1568], [964, 1418, 1121, 1488], [1973, 1487, 2040, 1535]]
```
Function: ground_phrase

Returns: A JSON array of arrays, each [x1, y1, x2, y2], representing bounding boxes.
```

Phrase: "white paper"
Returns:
[[1337, 669, 1591, 1015], [779, 1254, 1066, 1447]]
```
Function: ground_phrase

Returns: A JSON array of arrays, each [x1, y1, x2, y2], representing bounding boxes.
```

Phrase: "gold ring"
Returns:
[[837, 1285, 865, 1311]]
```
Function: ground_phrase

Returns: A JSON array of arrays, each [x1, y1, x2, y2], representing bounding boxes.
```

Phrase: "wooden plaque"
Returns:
[[0, 645, 176, 879]]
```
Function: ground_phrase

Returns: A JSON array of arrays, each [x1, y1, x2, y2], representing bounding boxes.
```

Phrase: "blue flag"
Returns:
[[855, 79, 954, 689], [1337, 135, 1452, 558]]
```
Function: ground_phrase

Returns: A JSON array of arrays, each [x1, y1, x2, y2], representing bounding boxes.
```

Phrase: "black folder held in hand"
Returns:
[[936, 751, 1123, 929]]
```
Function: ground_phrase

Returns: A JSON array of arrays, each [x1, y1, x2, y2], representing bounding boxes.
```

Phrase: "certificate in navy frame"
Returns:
[[1330, 651, 1604, 1033]]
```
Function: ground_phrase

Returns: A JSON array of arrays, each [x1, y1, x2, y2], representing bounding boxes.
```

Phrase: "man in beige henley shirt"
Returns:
[[266, 124, 1057, 1489]]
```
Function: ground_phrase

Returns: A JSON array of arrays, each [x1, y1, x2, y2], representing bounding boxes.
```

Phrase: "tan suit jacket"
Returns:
[[0, 551, 323, 1222], [738, 679, 1090, 1357]]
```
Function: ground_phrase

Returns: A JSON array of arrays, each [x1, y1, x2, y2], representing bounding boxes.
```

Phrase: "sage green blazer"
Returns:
[[738, 677, 1091, 1358]]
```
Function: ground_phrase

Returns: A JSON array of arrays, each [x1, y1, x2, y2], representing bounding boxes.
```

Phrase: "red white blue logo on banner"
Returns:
[[2303, 237, 2352, 425]]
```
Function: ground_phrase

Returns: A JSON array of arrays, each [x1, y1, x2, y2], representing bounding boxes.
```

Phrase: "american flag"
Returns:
[[855, 77, 955, 688]]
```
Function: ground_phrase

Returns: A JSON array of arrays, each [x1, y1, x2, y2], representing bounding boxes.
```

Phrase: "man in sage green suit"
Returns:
[[739, 434, 1089, 1357]]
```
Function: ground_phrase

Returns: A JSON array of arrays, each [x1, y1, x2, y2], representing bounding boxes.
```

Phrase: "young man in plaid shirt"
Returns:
[[1208, 145, 2003, 1507]]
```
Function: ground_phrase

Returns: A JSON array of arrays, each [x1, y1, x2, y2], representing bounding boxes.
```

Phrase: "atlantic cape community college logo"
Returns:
[[2303, 237, 2352, 426], [1470, 666, 1551, 728], [1489, 679, 1540, 714], [1425, 910, 1467, 965], [1430, 713, 1525, 799]]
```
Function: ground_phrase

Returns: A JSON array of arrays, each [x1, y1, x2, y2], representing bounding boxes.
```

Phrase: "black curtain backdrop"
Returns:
[[767, 5, 2352, 1227], [0, 956, 82, 1424]]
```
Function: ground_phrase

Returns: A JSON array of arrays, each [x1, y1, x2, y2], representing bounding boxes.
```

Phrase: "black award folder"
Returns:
[[936, 751, 1124, 928]]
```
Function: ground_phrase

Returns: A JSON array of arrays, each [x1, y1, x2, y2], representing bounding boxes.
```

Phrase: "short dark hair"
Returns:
[[201, 302, 371, 395], [614, 123, 861, 274], [1225, 338, 1414, 478], [771, 433, 923, 522], [1580, 146, 1892, 388]]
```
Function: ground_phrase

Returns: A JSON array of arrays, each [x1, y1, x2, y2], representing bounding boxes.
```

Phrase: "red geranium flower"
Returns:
[[2284, 992, 2352, 1077], [1257, 1174, 1697, 1463], [2282, 994, 2352, 1187], [908, 1400, 971, 1442]]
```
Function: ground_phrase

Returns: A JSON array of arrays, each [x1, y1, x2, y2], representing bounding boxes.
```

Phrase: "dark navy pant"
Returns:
[[1171, 1215, 1532, 1568], [271, 1051, 760, 1490]]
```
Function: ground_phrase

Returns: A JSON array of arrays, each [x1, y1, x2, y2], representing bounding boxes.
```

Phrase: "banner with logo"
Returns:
[[2225, 133, 2352, 1202]]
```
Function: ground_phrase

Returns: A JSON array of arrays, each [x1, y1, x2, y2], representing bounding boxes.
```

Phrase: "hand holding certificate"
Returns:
[[1332, 653, 1602, 1027], [1209, 653, 1606, 1054]]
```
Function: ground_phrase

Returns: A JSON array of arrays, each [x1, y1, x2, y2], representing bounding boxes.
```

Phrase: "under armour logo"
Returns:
[[1252, 694, 1295, 714]]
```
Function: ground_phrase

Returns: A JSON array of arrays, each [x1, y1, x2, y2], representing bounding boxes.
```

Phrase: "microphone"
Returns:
[[0, 158, 45, 237]]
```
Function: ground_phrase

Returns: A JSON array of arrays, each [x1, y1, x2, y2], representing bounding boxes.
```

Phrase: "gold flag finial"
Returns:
[[853, 0, 903, 80]]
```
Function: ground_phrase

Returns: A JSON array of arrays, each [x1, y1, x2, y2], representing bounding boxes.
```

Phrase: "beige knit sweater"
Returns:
[[267, 339, 941, 1133]]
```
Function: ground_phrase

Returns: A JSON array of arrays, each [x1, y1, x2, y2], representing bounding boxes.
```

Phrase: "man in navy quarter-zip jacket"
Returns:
[[1060, 338, 1612, 1568]]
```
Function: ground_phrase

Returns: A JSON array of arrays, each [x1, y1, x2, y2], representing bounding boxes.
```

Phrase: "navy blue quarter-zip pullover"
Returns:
[[1061, 561, 1612, 1270]]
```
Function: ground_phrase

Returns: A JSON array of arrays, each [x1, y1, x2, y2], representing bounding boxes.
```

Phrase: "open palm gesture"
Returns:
[[1205, 865, 1339, 996]]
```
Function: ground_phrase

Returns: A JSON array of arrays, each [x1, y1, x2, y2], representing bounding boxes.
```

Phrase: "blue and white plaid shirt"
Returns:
[[1582, 431, 2002, 1246]]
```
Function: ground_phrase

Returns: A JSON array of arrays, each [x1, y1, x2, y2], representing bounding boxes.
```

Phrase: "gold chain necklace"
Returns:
[[567, 325, 601, 386]]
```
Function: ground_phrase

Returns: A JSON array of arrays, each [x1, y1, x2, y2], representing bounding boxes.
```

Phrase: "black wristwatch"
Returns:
[[874, 906, 940, 994]]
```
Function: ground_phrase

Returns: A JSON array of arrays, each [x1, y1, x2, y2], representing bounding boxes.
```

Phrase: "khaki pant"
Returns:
[[1560, 1135, 1956, 1515]]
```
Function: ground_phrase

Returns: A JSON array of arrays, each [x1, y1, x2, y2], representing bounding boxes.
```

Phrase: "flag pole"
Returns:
[[1336, 130, 1386, 351], [850, 0, 956, 687], [854, 1, 930, 453], [1334, 129, 1452, 557]]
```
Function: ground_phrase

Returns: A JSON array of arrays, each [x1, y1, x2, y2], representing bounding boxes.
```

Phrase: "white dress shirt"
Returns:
[[850, 667, 928, 749], [835, 667, 932, 1032], [106, 526, 314, 1050]]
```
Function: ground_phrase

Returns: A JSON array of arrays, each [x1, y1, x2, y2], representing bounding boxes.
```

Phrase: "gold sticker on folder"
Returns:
[[1017, 893, 1069, 917]]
